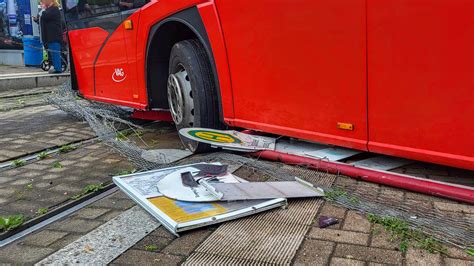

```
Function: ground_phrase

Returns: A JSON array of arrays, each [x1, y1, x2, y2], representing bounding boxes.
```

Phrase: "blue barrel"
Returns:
[[23, 36, 43, 66]]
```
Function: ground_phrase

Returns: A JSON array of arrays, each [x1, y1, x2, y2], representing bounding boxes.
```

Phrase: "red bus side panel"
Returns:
[[367, 0, 474, 170], [69, 28, 109, 97], [215, 0, 368, 150]]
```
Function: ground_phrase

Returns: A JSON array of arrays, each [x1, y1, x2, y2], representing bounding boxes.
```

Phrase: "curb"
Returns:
[[0, 72, 70, 91]]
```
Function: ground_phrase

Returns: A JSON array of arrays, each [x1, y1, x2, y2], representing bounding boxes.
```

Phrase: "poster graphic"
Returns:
[[0, 0, 33, 49]]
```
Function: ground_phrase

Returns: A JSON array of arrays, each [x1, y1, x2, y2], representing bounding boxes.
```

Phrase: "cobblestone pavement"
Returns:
[[0, 105, 94, 162], [0, 89, 53, 112], [3, 168, 473, 265], [0, 86, 473, 265]]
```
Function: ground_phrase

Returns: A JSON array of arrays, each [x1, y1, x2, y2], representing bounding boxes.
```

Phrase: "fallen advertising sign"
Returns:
[[113, 163, 287, 235]]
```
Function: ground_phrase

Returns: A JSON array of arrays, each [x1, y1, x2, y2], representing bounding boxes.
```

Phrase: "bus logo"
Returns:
[[112, 68, 126, 83], [189, 130, 242, 144]]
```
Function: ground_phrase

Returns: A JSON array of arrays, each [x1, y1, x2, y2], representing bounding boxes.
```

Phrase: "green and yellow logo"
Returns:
[[188, 130, 242, 144]]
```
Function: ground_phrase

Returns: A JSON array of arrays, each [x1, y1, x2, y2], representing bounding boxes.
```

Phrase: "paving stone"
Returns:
[[330, 257, 365, 266], [150, 227, 177, 240], [162, 229, 212, 256], [379, 187, 405, 201], [21, 230, 69, 247], [74, 207, 111, 219], [444, 258, 474, 266], [434, 202, 474, 214], [318, 202, 346, 219], [342, 211, 371, 233], [308, 228, 369, 246], [23, 164, 50, 170], [55, 218, 103, 233], [47, 233, 83, 250], [293, 239, 334, 265], [132, 235, 173, 252], [112, 250, 183, 265], [334, 176, 357, 187], [91, 198, 135, 210], [0, 187, 16, 197], [97, 210, 123, 222], [10, 179, 31, 186], [370, 224, 400, 250], [0, 244, 55, 263], [446, 246, 474, 261], [0, 176, 11, 184], [405, 192, 447, 202], [333, 244, 403, 265], [49, 183, 83, 193], [406, 248, 442, 265]]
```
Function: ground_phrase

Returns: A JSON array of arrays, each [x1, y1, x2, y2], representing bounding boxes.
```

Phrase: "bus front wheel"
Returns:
[[167, 39, 220, 153]]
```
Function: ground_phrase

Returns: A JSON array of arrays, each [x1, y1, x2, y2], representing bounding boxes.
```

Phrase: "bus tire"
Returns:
[[168, 39, 220, 153]]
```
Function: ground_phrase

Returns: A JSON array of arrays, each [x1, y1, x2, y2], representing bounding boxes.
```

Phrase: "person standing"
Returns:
[[39, 0, 63, 73]]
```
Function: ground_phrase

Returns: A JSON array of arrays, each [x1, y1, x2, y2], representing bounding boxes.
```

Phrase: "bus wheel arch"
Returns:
[[145, 8, 223, 152], [145, 8, 223, 119]]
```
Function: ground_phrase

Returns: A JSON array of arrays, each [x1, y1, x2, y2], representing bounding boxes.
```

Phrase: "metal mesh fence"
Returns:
[[46, 82, 473, 249], [45, 80, 167, 170]]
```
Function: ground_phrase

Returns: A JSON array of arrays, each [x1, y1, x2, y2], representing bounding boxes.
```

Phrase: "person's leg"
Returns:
[[48, 42, 62, 73]]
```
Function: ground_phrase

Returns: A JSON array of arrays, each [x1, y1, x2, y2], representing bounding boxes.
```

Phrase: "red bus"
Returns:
[[62, 0, 474, 170]]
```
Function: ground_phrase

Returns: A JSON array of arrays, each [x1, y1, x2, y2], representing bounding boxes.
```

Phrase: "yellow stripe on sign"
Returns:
[[148, 196, 228, 223]]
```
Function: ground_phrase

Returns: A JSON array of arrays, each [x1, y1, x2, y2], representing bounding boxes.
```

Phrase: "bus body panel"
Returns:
[[214, 0, 368, 150], [94, 21, 134, 102], [69, 27, 109, 98], [367, 0, 474, 170], [68, 0, 474, 170], [197, 2, 235, 119]]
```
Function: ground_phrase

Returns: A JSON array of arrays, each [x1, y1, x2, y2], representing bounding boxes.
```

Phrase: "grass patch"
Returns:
[[367, 214, 447, 254], [144, 244, 159, 251], [25, 183, 33, 190], [116, 130, 144, 141], [11, 159, 25, 168], [58, 144, 76, 153], [71, 183, 105, 200], [0, 215, 24, 231], [324, 188, 348, 202], [466, 248, 474, 257], [115, 168, 137, 176], [115, 131, 129, 141], [53, 162, 63, 169], [36, 207, 48, 215], [38, 151, 49, 160]]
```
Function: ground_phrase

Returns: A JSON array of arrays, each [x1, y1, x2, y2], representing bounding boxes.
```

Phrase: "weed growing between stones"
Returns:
[[0, 215, 24, 231], [71, 183, 105, 200]]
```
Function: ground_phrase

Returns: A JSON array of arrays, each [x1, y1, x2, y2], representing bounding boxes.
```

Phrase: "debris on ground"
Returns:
[[113, 163, 287, 235], [318, 216, 339, 228], [156, 165, 324, 202]]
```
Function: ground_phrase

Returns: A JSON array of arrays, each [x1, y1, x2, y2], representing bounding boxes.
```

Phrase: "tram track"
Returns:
[[0, 183, 119, 247], [0, 90, 53, 100], [0, 136, 99, 172]]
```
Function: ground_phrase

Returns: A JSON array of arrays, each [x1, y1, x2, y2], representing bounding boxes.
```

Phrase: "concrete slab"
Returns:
[[37, 206, 160, 265], [0, 72, 69, 91]]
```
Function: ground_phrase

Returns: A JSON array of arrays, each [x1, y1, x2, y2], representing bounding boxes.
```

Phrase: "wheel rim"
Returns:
[[167, 65, 194, 127]]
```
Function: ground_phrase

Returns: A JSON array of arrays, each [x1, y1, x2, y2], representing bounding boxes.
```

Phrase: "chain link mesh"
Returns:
[[46, 81, 473, 249], [45, 80, 167, 170]]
